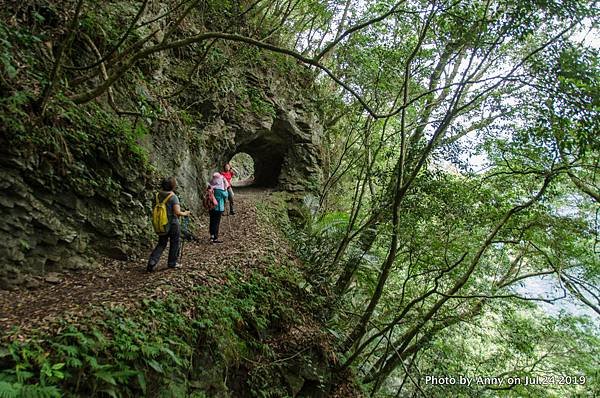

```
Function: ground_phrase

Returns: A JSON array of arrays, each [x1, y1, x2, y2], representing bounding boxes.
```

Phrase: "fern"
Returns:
[[99, 387, 119, 398], [141, 344, 160, 358], [0, 383, 61, 398], [18, 384, 61, 398], [93, 370, 117, 386], [0, 381, 18, 398], [313, 211, 349, 236], [50, 343, 78, 358]]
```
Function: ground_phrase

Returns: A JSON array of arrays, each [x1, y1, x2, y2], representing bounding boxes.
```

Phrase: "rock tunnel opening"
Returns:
[[253, 152, 284, 187], [229, 152, 255, 186], [235, 137, 287, 188]]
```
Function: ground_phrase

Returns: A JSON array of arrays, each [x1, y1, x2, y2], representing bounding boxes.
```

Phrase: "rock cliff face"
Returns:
[[0, 23, 323, 289], [0, 161, 143, 289], [204, 72, 323, 191]]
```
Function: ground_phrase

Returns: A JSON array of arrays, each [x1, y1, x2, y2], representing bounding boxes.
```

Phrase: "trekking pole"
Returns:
[[179, 233, 185, 264], [179, 215, 189, 264]]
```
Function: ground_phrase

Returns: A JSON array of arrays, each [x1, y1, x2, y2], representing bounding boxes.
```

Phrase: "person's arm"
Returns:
[[173, 204, 191, 217]]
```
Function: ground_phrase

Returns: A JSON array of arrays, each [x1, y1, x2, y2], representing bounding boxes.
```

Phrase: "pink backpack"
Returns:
[[203, 188, 218, 211]]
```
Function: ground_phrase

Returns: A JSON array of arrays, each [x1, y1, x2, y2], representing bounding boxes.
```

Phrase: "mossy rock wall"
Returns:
[[0, 0, 323, 289]]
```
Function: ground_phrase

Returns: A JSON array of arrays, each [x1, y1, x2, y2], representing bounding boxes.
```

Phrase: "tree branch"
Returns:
[[64, 0, 149, 71], [36, 0, 85, 114]]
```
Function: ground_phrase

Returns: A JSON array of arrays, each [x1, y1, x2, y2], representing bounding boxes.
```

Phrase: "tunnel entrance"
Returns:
[[229, 152, 255, 186], [252, 152, 284, 187], [235, 136, 286, 188], [222, 108, 323, 191]]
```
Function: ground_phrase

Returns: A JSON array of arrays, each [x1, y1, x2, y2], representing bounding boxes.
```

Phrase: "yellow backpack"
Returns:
[[152, 192, 174, 235]]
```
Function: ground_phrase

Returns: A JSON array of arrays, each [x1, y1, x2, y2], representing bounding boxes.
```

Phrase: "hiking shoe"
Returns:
[[146, 262, 156, 272], [211, 239, 224, 244], [229, 210, 235, 215], [168, 263, 179, 269]]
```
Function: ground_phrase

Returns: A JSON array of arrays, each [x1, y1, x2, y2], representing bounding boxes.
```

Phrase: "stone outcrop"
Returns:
[[0, 55, 323, 290], [0, 155, 145, 289], [204, 73, 323, 191]]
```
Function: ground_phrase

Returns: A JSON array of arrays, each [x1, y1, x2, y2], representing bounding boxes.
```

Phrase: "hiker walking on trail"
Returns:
[[147, 176, 190, 271], [221, 162, 236, 215], [207, 172, 228, 244]]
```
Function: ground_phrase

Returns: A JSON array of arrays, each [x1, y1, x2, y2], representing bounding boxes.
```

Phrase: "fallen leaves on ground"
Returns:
[[0, 188, 287, 338]]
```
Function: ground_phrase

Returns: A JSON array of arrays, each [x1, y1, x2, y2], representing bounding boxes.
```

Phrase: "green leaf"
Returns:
[[160, 347, 182, 366], [137, 373, 147, 394], [94, 371, 117, 386], [147, 359, 164, 374], [50, 363, 64, 371], [0, 381, 18, 398], [99, 387, 119, 398]]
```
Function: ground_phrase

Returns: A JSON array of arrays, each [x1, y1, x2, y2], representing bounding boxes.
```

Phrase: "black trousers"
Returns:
[[209, 209, 223, 239], [149, 223, 180, 266], [227, 187, 234, 212]]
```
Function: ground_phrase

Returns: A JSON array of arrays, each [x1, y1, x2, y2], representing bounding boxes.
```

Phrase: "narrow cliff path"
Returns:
[[0, 188, 291, 337]]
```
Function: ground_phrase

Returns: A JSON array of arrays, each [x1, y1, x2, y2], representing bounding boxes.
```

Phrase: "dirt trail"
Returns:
[[0, 188, 290, 337]]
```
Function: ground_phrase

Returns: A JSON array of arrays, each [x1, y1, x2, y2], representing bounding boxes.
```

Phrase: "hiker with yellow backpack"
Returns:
[[147, 176, 191, 272]]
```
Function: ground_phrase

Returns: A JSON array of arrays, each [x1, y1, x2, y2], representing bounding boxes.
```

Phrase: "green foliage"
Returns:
[[0, 20, 44, 85], [0, 380, 61, 398], [1, 95, 152, 201], [192, 267, 297, 383], [1, 0, 597, 396], [230, 152, 255, 181], [0, 91, 32, 135], [0, 258, 306, 397], [409, 308, 599, 398], [0, 297, 195, 397], [0, 22, 18, 80], [247, 86, 276, 118], [78, 1, 144, 45], [285, 194, 350, 264]]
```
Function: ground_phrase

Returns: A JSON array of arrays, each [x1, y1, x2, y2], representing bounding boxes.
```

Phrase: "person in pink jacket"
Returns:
[[220, 163, 236, 215]]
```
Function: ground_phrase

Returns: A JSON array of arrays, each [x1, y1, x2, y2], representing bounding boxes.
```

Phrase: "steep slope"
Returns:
[[0, 190, 360, 397]]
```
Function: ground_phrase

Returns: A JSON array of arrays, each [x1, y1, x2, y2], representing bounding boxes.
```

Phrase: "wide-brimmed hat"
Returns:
[[209, 172, 224, 188]]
